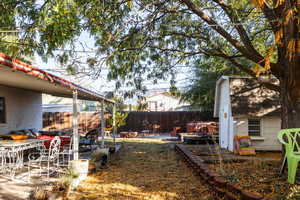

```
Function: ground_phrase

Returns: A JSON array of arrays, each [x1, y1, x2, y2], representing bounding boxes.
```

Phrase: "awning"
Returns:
[[0, 53, 114, 104]]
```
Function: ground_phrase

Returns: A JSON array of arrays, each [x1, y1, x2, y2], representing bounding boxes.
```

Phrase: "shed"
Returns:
[[214, 76, 281, 151]]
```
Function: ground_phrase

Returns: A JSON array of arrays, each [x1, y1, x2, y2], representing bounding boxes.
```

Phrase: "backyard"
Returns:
[[69, 138, 214, 200]]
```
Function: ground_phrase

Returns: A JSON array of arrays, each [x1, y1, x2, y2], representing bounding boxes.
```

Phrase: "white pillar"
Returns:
[[101, 100, 105, 148], [113, 104, 116, 144], [72, 90, 79, 160]]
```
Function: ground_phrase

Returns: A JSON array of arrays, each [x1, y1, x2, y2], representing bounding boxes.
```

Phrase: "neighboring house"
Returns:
[[214, 76, 281, 151], [0, 53, 112, 134], [143, 92, 189, 111], [43, 95, 98, 112]]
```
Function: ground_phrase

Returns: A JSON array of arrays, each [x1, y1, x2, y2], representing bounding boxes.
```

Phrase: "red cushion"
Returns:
[[37, 136, 71, 149]]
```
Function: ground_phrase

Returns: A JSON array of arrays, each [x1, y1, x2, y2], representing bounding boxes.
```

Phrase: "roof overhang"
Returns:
[[0, 53, 115, 104]]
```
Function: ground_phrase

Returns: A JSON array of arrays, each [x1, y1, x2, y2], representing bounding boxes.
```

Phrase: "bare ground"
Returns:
[[69, 138, 215, 200]]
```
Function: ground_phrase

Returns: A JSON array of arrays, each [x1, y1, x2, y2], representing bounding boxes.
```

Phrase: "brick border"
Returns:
[[175, 144, 263, 200]]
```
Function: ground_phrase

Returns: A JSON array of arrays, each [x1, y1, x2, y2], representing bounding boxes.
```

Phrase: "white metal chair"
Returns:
[[27, 136, 61, 181]]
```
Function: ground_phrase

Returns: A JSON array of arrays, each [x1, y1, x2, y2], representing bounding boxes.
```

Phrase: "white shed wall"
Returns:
[[233, 116, 281, 151], [0, 85, 42, 134], [218, 78, 233, 150]]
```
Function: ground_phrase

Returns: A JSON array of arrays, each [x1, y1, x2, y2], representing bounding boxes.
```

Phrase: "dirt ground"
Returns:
[[69, 138, 215, 200], [186, 144, 300, 200]]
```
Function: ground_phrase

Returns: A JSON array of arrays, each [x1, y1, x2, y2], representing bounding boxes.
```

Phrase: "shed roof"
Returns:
[[0, 53, 115, 104], [229, 77, 280, 117], [214, 76, 280, 118]]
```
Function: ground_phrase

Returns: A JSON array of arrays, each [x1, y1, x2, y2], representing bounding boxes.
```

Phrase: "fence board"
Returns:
[[43, 112, 102, 134]]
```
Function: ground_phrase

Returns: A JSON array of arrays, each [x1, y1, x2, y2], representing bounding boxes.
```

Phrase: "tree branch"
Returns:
[[211, 0, 264, 61]]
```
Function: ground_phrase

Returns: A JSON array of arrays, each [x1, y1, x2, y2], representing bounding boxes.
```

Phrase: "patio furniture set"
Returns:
[[0, 130, 75, 182]]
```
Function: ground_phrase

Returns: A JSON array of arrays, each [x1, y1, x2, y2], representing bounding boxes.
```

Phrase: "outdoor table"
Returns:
[[0, 139, 46, 178]]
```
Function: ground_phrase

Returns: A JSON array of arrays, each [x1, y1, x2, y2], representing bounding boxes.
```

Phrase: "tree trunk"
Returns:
[[280, 66, 300, 129], [279, 0, 300, 128]]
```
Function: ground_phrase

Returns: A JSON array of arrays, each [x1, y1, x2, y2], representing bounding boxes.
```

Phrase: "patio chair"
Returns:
[[278, 128, 300, 184], [27, 136, 61, 181], [59, 137, 73, 168]]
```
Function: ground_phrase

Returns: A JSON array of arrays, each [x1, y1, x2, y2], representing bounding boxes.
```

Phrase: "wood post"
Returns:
[[72, 90, 79, 160], [113, 103, 116, 144], [101, 100, 105, 148]]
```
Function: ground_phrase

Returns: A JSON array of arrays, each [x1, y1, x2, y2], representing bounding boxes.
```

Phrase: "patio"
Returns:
[[0, 53, 118, 198]]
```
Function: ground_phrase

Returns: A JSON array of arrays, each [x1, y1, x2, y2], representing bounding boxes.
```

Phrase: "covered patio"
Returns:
[[0, 53, 116, 196]]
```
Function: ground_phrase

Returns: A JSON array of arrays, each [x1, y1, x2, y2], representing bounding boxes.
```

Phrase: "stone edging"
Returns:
[[175, 144, 263, 200]]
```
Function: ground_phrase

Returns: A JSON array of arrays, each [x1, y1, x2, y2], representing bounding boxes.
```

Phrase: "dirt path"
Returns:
[[70, 138, 214, 200]]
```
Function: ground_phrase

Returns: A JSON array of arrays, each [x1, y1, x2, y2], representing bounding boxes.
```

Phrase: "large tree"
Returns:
[[1, 0, 299, 128], [74, 0, 298, 128]]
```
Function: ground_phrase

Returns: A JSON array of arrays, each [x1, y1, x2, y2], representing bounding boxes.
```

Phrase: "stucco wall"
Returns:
[[233, 116, 281, 151], [0, 85, 42, 134]]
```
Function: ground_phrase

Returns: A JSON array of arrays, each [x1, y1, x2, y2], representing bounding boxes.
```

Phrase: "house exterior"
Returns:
[[144, 92, 189, 111], [0, 53, 113, 135], [214, 76, 281, 151], [0, 85, 42, 133]]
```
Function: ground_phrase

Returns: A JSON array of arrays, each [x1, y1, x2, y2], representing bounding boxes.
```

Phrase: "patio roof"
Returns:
[[0, 53, 115, 104]]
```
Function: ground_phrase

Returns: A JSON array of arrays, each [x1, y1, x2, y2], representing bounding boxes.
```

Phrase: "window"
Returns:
[[0, 97, 6, 123], [248, 119, 261, 136]]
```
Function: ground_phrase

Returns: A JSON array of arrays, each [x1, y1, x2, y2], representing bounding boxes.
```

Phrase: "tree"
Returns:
[[0, 0, 81, 61], [180, 56, 245, 111], [73, 0, 298, 128], [1, 0, 299, 128]]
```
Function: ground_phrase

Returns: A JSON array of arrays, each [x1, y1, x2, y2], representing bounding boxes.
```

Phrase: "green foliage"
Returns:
[[59, 168, 79, 187], [105, 93, 128, 112], [108, 112, 128, 129], [180, 57, 245, 111], [0, 0, 81, 60]]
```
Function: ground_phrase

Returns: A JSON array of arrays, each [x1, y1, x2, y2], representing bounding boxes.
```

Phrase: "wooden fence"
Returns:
[[43, 112, 101, 134], [119, 111, 216, 133], [43, 111, 216, 134]]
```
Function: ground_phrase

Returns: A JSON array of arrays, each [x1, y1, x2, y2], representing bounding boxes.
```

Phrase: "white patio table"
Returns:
[[0, 139, 46, 178]]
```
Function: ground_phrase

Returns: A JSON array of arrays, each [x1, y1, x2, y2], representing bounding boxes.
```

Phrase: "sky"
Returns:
[[33, 31, 192, 104]]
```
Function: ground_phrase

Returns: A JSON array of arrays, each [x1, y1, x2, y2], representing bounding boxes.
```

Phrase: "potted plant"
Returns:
[[57, 168, 80, 198]]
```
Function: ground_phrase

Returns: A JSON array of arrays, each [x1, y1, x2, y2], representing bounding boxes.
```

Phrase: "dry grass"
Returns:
[[69, 138, 214, 200]]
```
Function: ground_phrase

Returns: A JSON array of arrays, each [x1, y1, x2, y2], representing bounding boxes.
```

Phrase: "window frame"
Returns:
[[248, 118, 261, 137]]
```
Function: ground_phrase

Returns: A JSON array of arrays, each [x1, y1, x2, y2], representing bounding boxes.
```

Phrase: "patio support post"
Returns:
[[72, 90, 79, 160], [101, 100, 105, 148], [113, 103, 116, 144]]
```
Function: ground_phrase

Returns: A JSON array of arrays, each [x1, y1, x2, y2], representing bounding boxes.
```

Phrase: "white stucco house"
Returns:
[[0, 53, 114, 135], [144, 92, 189, 111], [214, 76, 282, 151]]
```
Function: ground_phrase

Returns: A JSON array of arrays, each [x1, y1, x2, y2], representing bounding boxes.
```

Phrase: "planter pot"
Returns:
[[70, 159, 89, 181]]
